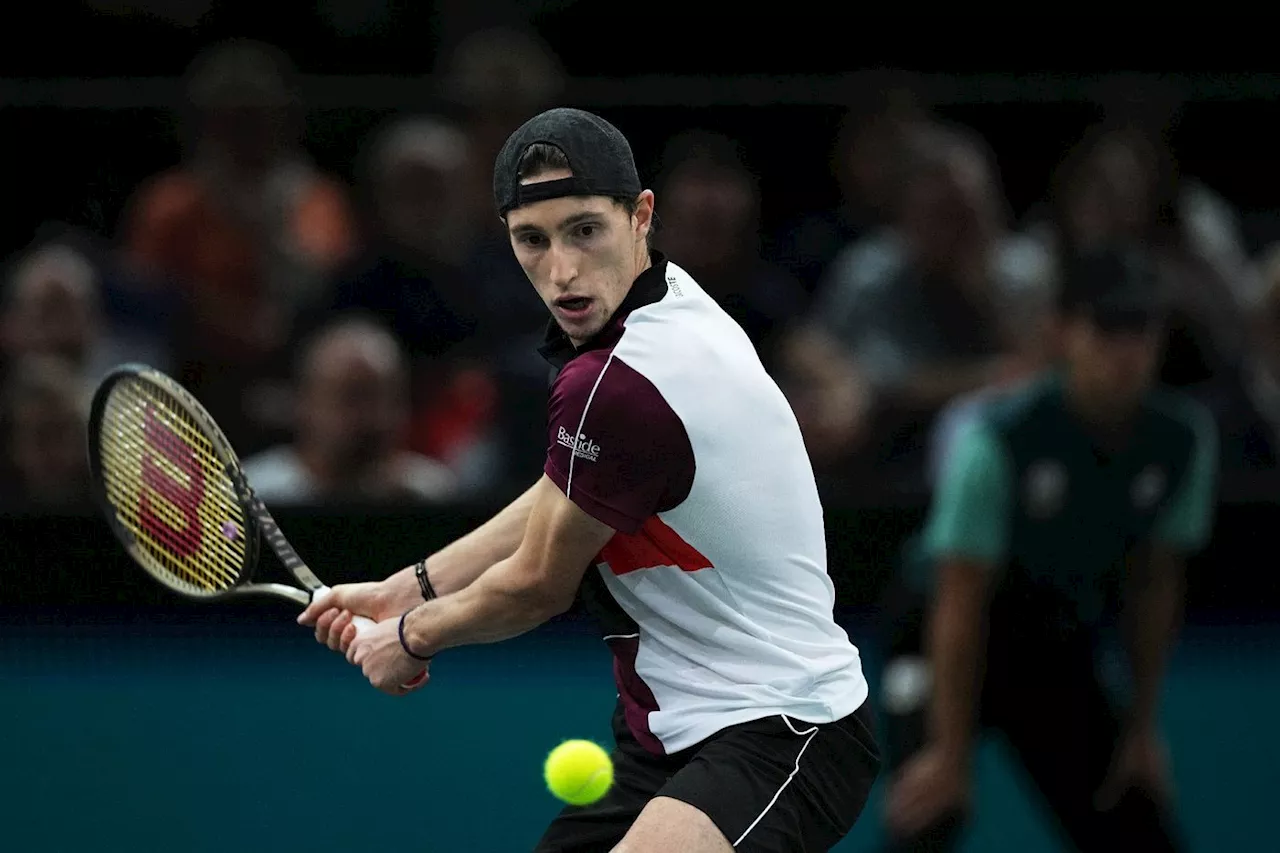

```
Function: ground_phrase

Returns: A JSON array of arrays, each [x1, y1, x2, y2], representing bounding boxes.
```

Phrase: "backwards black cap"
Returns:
[[1057, 244, 1168, 333], [493, 107, 642, 217]]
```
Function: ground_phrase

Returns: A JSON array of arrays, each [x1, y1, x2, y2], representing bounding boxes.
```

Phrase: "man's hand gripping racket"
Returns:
[[86, 364, 426, 690]]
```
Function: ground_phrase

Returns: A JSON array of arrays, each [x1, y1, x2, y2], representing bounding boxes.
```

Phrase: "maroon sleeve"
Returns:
[[544, 350, 695, 534]]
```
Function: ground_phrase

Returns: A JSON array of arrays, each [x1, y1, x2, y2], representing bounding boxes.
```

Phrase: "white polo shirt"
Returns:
[[539, 252, 868, 754]]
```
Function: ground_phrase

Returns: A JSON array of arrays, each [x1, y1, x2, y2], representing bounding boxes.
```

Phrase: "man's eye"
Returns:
[[522, 234, 546, 247], [577, 224, 597, 238]]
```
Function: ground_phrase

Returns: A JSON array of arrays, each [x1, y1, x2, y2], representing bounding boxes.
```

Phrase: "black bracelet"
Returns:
[[415, 559, 437, 601], [398, 610, 434, 661]]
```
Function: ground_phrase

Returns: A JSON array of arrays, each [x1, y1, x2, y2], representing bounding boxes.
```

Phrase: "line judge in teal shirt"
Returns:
[[876, 244, 1217, 853]]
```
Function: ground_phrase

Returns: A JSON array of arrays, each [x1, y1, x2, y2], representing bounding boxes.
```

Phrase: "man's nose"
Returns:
[[546, 243, 577, 289]]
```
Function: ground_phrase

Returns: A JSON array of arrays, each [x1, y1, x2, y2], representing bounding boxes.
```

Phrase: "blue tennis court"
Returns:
[[3, 618, 1274, 852]]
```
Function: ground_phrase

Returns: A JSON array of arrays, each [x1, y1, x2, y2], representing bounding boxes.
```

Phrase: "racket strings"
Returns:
[[96, 378, 248, 594]]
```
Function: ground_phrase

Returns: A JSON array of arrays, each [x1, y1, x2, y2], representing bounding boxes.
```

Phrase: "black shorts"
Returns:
[[534, 699, 881, 853]]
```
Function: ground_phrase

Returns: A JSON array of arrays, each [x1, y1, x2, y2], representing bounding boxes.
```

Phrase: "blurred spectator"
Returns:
[[1096, 82, 1264, 309], [1029, 122, 1253, 389], [309, 114, 506, 496], [654, 130, 808, 371], [780, 124, 1053, 487], [321, 115, 482, 356], [0, 356, 91, 508], [1191, 243, 1280, 474], [438, 25, 566, 228], [119, 38, 358, 454], [435, 26, 565, 341], [400, 27, 577, 497], [242, 316, 456, 505], [772, 70, 933, 291], [1, 238, 170, 406]]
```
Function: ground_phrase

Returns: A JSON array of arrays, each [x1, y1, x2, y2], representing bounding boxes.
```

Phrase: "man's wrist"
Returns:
[[399, 603, 438, 660], [933, 738, 973, 771], [415, 558, 438, 601]]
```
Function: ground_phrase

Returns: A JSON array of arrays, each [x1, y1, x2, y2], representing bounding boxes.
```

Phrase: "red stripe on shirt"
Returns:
[[599, 515, 713, 576]]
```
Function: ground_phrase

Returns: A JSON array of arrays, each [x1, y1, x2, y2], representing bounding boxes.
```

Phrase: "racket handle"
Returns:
[[311, 586, 428, 690]]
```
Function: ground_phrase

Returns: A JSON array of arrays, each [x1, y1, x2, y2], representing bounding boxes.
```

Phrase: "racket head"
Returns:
[[87, 364, 261, 601]]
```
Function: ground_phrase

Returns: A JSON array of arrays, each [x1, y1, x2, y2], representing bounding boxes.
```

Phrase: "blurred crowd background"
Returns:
[[3, 7, 1279, 519], [3, 8, 1279, 851]]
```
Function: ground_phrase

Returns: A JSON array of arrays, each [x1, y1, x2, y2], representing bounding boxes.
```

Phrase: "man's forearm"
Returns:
[[928, 562, 989, 766], [401, 554, 568, 656], [1126, 552, 1185, 730], [380, 483, 539, 609]]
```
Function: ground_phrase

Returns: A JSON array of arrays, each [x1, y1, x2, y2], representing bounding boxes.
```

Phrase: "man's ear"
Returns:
[[633, 189, 655, 238]]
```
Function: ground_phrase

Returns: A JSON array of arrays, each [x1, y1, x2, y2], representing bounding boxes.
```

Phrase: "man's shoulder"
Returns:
[[549, 347, 616, 402], [547, 344, 681, 434], [981, 373, 1061, 436]]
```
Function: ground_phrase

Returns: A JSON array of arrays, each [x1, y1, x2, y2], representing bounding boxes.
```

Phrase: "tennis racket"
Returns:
[[86, 363, 426, 688]]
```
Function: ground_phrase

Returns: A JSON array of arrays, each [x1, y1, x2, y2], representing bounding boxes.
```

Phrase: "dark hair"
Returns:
[[516, 143, 572, 183], [515, 143, 653, 246]]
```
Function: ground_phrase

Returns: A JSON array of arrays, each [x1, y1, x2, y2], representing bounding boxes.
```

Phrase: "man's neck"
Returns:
[[633, 246, 653, 280]]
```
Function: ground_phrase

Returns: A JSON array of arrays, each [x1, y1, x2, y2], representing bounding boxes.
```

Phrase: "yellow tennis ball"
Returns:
[[544, 739, 613, 806]]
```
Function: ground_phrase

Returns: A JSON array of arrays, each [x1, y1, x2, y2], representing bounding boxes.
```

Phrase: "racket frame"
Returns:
[[88, 363, 313, 607]]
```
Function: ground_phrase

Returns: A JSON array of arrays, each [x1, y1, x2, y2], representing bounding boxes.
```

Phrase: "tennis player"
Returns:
[[299, 108, 880, 852], [878, 245, 1216, 852]]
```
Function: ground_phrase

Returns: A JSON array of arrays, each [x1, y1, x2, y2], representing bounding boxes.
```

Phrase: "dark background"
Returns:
[[4, 6, 1279, 260]]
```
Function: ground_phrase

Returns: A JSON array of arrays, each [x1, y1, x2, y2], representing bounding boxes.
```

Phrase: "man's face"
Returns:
[[505, 169, 653, 346], [842, 114, 913, 211], [300, 347, 402, 470], [659, 166, 753, 274], [1063, 311, 1163, 416], [899, 153, 993, 270], [1066, 140, 1152, 249], [377, 158, 456, 253], [2, 269, 98, 368]]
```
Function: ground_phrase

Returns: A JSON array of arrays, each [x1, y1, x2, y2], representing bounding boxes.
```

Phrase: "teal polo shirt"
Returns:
[[912, 372, 1217, 625]]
